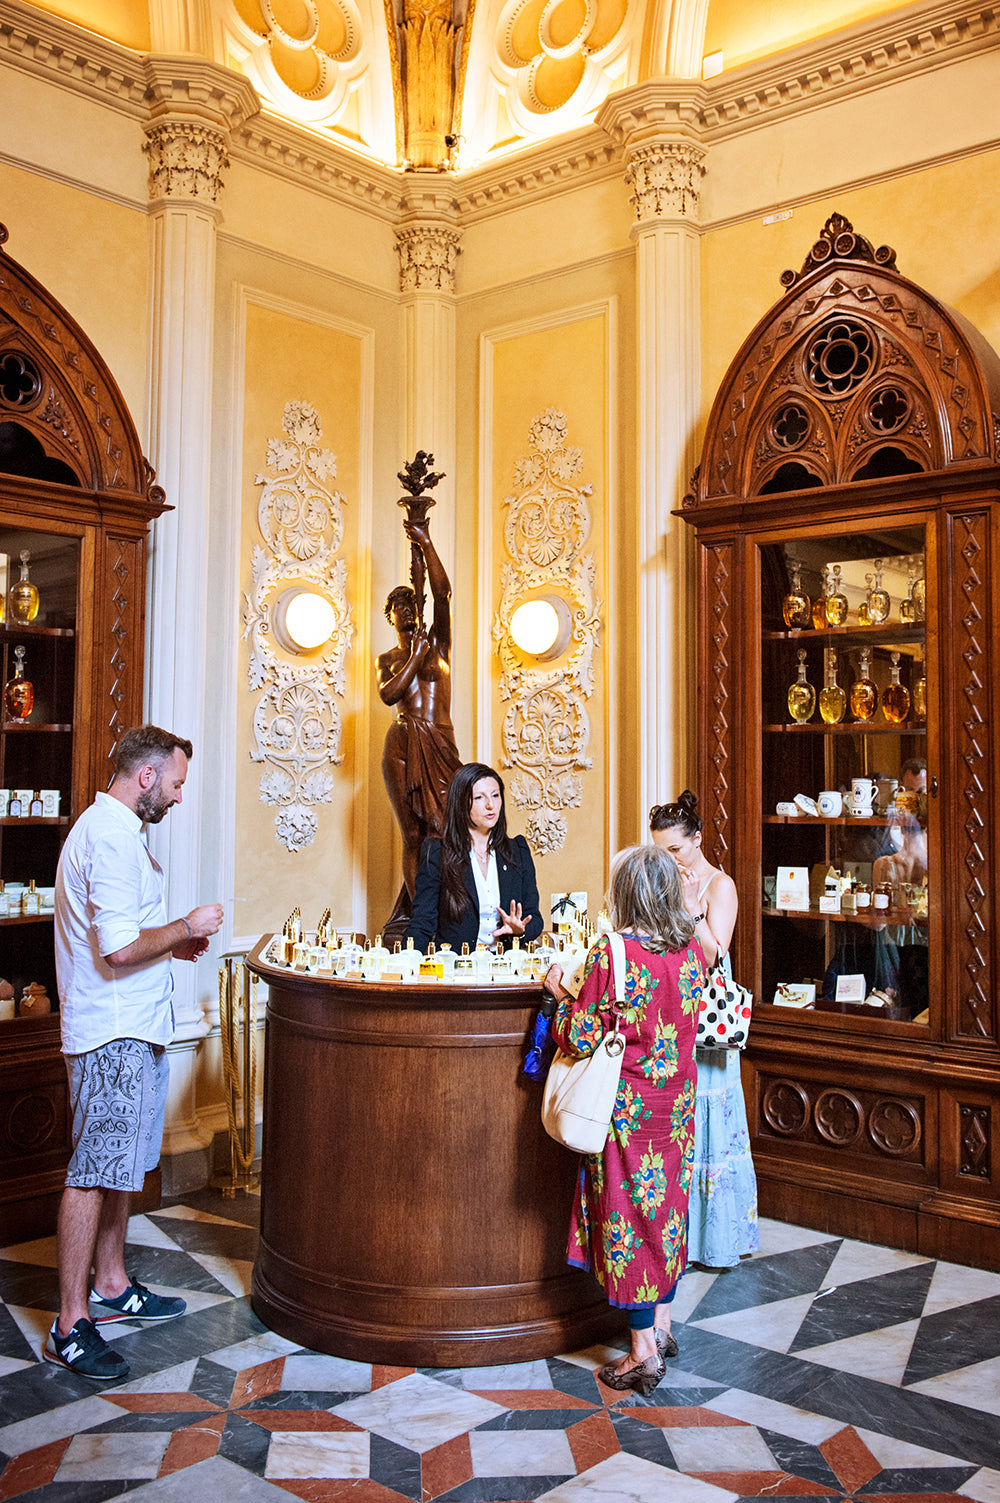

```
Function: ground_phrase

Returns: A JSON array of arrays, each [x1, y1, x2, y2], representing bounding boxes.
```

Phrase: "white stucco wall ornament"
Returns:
[[492, 408, 602, 854], [243, 400, 354, 851]]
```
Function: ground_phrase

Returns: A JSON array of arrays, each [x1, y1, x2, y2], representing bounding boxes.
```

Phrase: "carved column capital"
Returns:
[[143, 120, 230, 205], [624, 139, 706, 226], [395, 225, 463, 293], [141, 58, 260, 207]]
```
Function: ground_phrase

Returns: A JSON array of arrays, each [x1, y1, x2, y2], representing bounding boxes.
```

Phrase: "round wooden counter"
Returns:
[[246, 940, 619, 1367]]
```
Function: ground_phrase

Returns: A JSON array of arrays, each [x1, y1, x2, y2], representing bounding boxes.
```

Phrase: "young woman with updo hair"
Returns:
[[650, 790, 758, 1269]]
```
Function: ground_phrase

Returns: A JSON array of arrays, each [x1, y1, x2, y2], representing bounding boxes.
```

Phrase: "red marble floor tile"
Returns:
[[693, 1471, 832, 1496], [105, 1392, 222, 1413], [236, 1411, 365, 1433], [232, 1356, 286, 1406], [820, 1427, 881, 1493], [631, 1406, 751, 1428], [567, 1409, 620, 1472], [470, 1390, 596, 1410], [159, 1423, 223, 1474], [0, 1438, 72, 1501], [273, 1480, 415, 1502], [371, 1365, 415, 1390], [420, 1431, 472, 1500]]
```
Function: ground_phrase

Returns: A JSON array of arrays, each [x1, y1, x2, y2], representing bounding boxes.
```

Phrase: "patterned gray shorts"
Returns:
[[65, 1039, 169, 1192]]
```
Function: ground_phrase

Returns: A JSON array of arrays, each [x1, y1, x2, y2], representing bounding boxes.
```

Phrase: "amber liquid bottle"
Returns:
[[824, 563, 849, 626], [881, 652, 911, 725], [8, 550, 40, 624], [787, 648, 816, 723], [782, 560, 812, 629], [812, 564, 830, 629], [819, 646, 846, 724], [849, 646, 878, 721], [3, 644, 34, 720]]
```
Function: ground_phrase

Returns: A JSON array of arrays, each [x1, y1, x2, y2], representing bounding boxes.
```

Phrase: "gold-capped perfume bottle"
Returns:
[[3, 644, 34, 720], [819, 646, 846, 724], [866, 558, 890, 625], [787, 648, 816, 724], [8, 550, 40, 624], [881, 651, 911, 725], [782, 560, 812, 629], [850, 646, 878, 721], [824, 563, 848, 626]]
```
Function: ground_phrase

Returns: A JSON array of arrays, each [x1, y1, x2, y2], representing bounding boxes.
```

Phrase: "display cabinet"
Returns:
[[682, 216, 1000, 1269], [0, 224, 166, 1239]]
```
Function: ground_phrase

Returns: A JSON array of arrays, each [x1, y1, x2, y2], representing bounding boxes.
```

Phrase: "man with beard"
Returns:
[[47, 726, 223, 1379]]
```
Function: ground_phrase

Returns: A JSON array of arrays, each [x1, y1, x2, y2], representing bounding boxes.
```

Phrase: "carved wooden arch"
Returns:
[[0, 223, 163, 507], [687, 213, 1000, 508]]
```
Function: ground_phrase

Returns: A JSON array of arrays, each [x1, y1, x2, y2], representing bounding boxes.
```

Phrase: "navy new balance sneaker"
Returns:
[[44, 1318, 130, 1380], [89, 1277, 186, 1324]]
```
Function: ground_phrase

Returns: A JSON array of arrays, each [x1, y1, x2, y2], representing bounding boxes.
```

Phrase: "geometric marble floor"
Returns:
[[2, 1191, 1000, 1503]]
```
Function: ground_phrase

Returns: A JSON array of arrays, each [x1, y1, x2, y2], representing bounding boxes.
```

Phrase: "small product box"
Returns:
[[40, 789, 61, 817], [0, 790, 9, 817]]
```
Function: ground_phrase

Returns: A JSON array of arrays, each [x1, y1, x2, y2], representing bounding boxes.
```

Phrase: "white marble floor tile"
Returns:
[[0, 1234, 57, 1266], [462, 1357, 554, 1390], [755, 1219, 837, 1256], [55, 1431, 170, 1481], [149, 1206, 247, 1227], [559, 1341, 626, 1371], [206, 1330, 302, 1368], [124, 1214, 189, 1251], [0, 1395, 121, 1458], [821, 1239, 930, 1289], [281, 1352, 372, 1391], [960, 1467, 1000, 1502], [692, 1292, 814, 1353], [333, 1371, 505, 1453], [907, 1354, 1000, 1416], [701, 1391, 847, 1443], [126, 1454, 291, 1500], [0, 1354, 32, 1377], [923, 1261, 1000, 1317], [538, 1450, 738, 1502], [7, 1298, 58, 1359], [470, 1427, 576, 1476], [108, 1358, 200, 1394], [852, 1425, 967, 1468], [664, 1423, 779, 1472], [264, 1429, 369, 1479], [796, 1316, 920, 1385], [185, 1252, 255, 1297], [673, 1268, 720, 1320]]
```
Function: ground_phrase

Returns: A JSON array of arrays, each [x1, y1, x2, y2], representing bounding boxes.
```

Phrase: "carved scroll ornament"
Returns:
[[492, 409, 602, 854], [242, 401, 354, 852]]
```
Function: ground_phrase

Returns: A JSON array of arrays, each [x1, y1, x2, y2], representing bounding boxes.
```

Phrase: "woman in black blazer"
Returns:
[[406, 762, 544, 953]]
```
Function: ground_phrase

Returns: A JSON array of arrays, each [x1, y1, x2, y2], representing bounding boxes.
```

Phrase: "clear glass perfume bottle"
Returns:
[[819, 646, 846, 724], [782, 560, 812, 628], [850, 646, 878, 721], [900, 560, 917, 623], [857, 577, 872, 627], [912, 649, 927, 723], [3, 644, 34, 720], [812, 564, 830, 629], [912, 560, 926, 621], [8, 550, 40, 624], [881, 651, 911, 725], [787, 648, 816, 723], [866, 558, 890, 625], [824, 563, 848, 626]]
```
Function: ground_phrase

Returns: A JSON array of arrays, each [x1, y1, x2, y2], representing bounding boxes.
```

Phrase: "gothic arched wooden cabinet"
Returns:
[[682, 215, 1000, 1270], [0, 223, 166, 1239]]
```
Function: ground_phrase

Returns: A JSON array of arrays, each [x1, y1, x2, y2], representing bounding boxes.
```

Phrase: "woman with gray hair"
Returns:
[[543, 844, 704, 1396]]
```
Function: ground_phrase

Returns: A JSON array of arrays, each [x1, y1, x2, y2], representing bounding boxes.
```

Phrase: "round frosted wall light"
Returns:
[[272, 587, 337, 653], [508, 596, 572, 660]]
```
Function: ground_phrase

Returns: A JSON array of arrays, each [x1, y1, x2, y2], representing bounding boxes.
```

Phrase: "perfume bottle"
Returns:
[[912, 649, 927, 723], [812, 564, 831, 629], [8, 550, 40, 624], [787, 648, 816, 723], [824, 564, 849, 626], [3, 645, 34, 720], [850, 646, 878, 721], [899, 560, 917, 623], [866, 558, 890, 625], [911, 564, 926, 620], [782, 560, 812, 628], [819, 646, 846, 724], [881, 651, 911, 725]]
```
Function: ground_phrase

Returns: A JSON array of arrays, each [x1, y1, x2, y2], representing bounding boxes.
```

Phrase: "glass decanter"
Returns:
[[8, 550, 40, 624], [819, 646, 846, 724], [911, 559, 926, 621], [811, 564, 830, 629], [824, 563, 848, 626], [849, 646, 878, 721], [3, 644, 34, 720], [900, 560, 917, 623], [881, 651, 911, 724], [787, 648, 816, 723], [912, 649, 927, 723], [865, 557, 890, 625], [782, 560, 812, 629]]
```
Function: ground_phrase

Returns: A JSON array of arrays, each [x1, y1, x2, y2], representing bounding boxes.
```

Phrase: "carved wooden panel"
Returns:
[[700, 541, 735, 870], [759, 1072, 926, 1167], [97, 533, 147, 786], [958, 1103, 991, 1180]]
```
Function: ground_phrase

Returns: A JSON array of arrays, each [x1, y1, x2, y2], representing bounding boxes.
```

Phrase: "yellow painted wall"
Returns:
[[235, 301, 366, 937], [703, 0, 905, 73], [29, 0, 150, 49]]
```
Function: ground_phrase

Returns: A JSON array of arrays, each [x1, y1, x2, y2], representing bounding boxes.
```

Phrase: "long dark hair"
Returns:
[[439, 763, 517, 925], [649, 789, 703, 839]]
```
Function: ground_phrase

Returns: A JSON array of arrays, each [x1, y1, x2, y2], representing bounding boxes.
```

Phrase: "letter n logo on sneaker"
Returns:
[[120, 1289, 144, 1314], [63, 1340, 86, 1365]]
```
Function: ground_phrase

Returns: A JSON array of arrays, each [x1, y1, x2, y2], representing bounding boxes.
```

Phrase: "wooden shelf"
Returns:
[[0, 913, 54, 926], [0, 722, 72, 733], [764, 813, 900, 826], [0, 816, 68, 826], [763, 623, 925, 645], [764, 721, 925, 734], [1, 622, 75, 638], [763, 905, 927, 928]]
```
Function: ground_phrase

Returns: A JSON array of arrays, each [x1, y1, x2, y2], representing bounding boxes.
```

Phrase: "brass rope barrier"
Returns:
[[212, 954, 260, 1196]]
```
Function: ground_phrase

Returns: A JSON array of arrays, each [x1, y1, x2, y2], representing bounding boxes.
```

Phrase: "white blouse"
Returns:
[[470, 850, 501, 949]]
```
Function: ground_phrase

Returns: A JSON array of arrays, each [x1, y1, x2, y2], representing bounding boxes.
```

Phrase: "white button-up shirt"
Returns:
[[54, 791, 175, 1055]]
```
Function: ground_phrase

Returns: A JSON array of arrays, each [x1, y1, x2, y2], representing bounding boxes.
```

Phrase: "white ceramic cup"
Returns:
[[852, 777, 876, 810], [818, 790, 842, 817]]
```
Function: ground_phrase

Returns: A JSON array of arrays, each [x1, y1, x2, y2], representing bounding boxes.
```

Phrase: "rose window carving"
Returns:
[[770, 403, 810, 451], [0, 350, 42, 409], [868, 1098, 921, 1156], [867, 385, 911, 433], [814, 1089, 863, 1146], [762, 1079, 809, 1135], [806, 320, 876, 397]]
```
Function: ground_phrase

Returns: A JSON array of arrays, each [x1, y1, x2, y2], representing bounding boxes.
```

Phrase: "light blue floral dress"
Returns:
[[687, 879, 759, 1267]]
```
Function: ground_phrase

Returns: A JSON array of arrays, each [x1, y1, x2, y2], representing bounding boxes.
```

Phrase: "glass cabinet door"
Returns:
[[759, 522, 930, 1023]]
